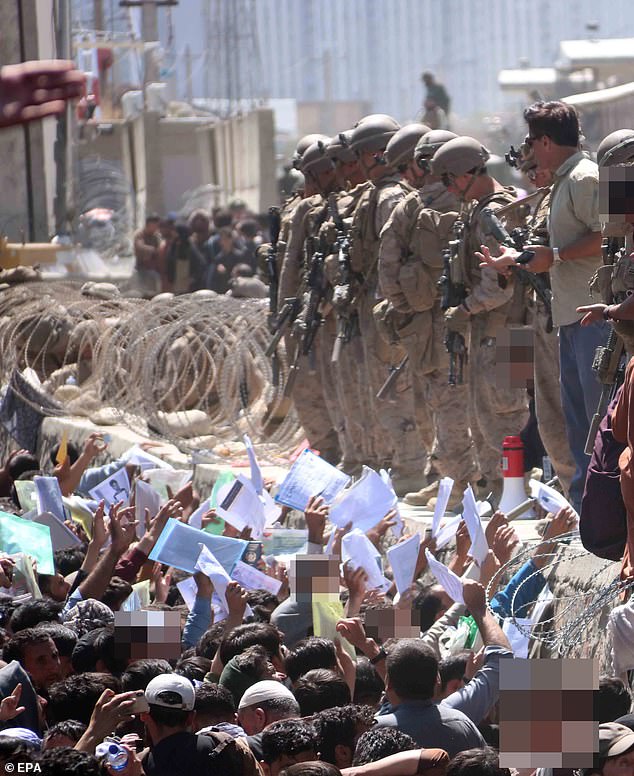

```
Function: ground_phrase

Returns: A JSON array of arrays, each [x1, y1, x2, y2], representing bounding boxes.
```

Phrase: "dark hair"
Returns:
[[219, 623, 282, 665], [49, 442, 80, 467], [196, 622, 227, 660], [385, 639, 438, 700], [101, 576, 133, 612], [53, 547, 86, 577], [148, 703, 192, 729], [0, 736, 34, 762], [47, 672, 121, 725], [7, 452, 39, 480], [447, 747, 511, 776], [352, 726, 417, 765], [35, 623, 77, 658], [261, 718, 319, 765], [293, 669, 351, 717], [238, 220, 260, 238], [280, 764, 342, 776], [71, 626, 127, 675], [194, 682, 236, 723], [439, 654, 468, 692], [249, 694, 300, 719], [286, 638, 337, 683], [175, 655, 212, 682], [121, 659, 173, 692], [312, 704, 375, 765], [413, 588, 445, 632], [146, 213, 161, 224], [36, 747, 102, 776], [523, 100, 580, 147], [3, 628, 55, 664], [230, 644, 272, 682], [353, 658, 384, 707], [595, 676, 632, 723], [213, 210, 233, 229], [9, 599, 63, 632], [43, 720, 87, 747]]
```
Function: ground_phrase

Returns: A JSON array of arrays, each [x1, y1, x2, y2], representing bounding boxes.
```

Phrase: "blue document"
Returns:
[[148, 518, 246, 574]]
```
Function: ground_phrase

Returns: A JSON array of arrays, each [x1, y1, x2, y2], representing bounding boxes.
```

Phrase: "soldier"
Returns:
[[277, 136, 342, 464], [345, 115, 428, 495], [380, 130, 479, 510], [431, 136, 529, 498]]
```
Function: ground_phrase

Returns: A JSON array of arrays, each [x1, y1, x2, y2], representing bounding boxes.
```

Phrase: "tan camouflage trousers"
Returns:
[[532, 301, 575, 495], [284, 331, 340, 465], [468, 312, 529, 487], [357, 292, 428, 476], [412, 311, 478, 484]]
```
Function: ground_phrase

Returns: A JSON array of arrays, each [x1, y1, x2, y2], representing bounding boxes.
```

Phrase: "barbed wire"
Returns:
[[0, 282, 302, 461]]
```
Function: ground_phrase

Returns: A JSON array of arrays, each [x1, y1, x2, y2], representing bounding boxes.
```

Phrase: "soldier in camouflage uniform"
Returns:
[[431, 136, 529, 497], [345, 115, 428, 495], [278, 135, 342, 464], [379, 130, 480, 509]]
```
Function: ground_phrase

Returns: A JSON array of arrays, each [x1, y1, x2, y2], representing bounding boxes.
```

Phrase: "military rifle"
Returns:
[[480, 207, 554, 333], [327, 193, 355, 364], [438, 219, 467, 386], [376, 353, 409, 402], [584, 235, 628, 454], [265, 207, 282, 385]]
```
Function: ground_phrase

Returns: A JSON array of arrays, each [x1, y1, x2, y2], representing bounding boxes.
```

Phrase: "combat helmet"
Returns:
[[414, 130, 458, 169], [430, 136, 490, 178], [597, 129, 634, 167], [301, 138, 335, 176], [384, 123, 432, 168], [348, 114, 401, 155], [292, 134, 330, 169], [325, 131, 356, 164]]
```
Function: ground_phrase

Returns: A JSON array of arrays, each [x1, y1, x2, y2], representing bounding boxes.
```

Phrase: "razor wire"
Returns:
[[485, 532, 630, 658], [0, 283, 302, 460]]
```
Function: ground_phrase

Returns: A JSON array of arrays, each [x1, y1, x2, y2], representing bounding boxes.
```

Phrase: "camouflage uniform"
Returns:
[[349, 174, 428, 482], [379, 182, 477, 486], [528, 189, 575, 494], [459, 189, 530, 489], [279, 194, 341, 464]]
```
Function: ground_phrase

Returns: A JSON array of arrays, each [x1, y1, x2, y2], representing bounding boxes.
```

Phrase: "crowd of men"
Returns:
[[268, 100, 631, 526]]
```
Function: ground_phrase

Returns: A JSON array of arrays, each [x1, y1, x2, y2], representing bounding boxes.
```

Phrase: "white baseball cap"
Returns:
[[238, 680, 296, 710], [145, 675, 196, 712]]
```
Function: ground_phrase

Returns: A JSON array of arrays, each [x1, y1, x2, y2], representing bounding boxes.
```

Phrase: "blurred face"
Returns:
[[265, 750, 317, 776], [145, 221, 160, 236], [48, 573, 71, 602], [444, 172, 472, 199], [219, 233, 234, 253], [23, 638, 61, 689], [44, 732, 76, 750], [238, 704, 266, 735]]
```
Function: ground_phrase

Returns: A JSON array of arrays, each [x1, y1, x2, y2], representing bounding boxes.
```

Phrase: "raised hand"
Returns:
[[152, 562, 172, 604], [366, 509, 398, 549], [0, 683, 25, 721], [485, 510, 508, 546], [492, 524, 520, 567], [305, 494, 329, 545]]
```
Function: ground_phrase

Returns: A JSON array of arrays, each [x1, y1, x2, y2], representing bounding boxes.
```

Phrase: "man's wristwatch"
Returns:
[[552, 247, 561, 264], [369, 647, 387, 665]]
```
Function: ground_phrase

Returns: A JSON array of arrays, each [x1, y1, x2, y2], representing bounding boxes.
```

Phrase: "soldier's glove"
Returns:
[[444, 304, 470, 335]]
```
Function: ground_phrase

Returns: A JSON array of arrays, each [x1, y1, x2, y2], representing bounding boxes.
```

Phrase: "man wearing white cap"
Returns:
[[238, 680, 301, 760]]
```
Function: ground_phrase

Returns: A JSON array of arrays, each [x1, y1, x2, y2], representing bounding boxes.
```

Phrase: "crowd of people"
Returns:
[[133, 200, 268, 299]]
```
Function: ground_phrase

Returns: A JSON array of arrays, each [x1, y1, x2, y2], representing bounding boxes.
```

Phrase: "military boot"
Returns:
[[403, 479, 441, 506], [390, 472, 426, 498], [426, 482, 470, 513]]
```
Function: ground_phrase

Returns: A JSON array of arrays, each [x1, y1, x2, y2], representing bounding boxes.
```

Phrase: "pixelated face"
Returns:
[[23, 638, 62, 689], [114, 610, 182, 663], [290, 556, 340, 603], [499, 657, 600, 770], [495, 327, 534, 391], [600, 166, 634, 224], [364, 607, 421, 642]]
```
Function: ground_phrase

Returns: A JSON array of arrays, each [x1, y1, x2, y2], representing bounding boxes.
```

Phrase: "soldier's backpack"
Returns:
[[580, 391, 627, 561]]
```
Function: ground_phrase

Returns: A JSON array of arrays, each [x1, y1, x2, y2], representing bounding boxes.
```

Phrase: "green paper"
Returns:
[[205, 470, 236, 535], [0, 511, 55, 575]]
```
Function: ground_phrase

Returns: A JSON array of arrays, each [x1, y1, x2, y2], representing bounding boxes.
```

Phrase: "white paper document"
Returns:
[[386, 533, 420, 597], [124, 446, 173, 471], [176, 576, 198, 610], [276, 450, 350, 511], [243, 434, 264, 495], [194, 544, 253, 619], [188, 497, 211, 530], [231, 559, 282, 595], [425, 548, 465, 604], [529, 480, 578, 520], [216, 475, 265, 538], [88, 467, 131, 508], [33, 512, 83, 551], [461, 485, 489, 565], [34, 476, 66, 523], [432, 477, 455, 536], [342, 529, 391, 593], [330, 467, 396, 533], [379, 469, 403, 538], [135, 480, 162, 538], [434, 514, 462, 549]]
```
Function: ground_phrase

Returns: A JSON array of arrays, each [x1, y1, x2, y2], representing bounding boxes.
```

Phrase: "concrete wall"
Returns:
[[0, 0, 56, 241]]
